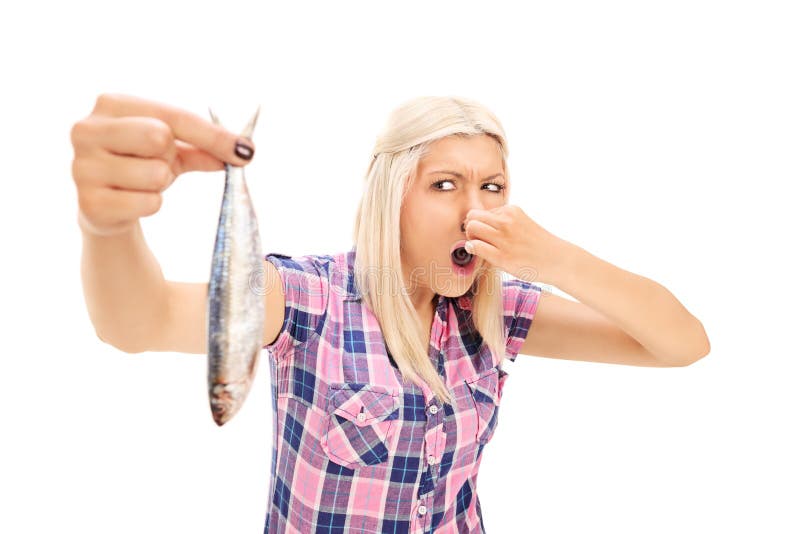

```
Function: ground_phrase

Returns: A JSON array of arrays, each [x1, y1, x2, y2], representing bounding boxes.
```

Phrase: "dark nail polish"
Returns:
[[234, 140, 254, 160]]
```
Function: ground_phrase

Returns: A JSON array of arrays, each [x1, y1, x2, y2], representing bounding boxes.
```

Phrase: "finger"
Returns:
[[74, 152, 176, 192], [74, 118, 223, 181], [73, 115, 178, 164], [174, 140, 225, 174], [79, 185, 162, 228], [464, 218, 502, 245], [489, 204, 512, 215], [93, 93, 255, 166], [466, 208, 506, 229], [465, 238, 501, 265]]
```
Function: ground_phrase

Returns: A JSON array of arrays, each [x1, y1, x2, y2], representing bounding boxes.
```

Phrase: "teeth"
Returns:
[[451, 246, 474, 267]]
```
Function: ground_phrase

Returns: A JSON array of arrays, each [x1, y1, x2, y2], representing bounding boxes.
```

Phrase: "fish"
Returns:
[[206, 107, 265, 426]]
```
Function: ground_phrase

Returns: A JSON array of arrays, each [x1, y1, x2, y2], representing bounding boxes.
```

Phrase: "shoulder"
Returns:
[[501, 277, 545, 361], [263, 251, 338, 304], [264, 251, 338, 277], [502, 276, 544, 319], [264, 250, 353, 304], [262, 251, 346, 354]]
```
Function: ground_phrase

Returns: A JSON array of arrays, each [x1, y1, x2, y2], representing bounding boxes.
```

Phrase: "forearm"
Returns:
[[80, 218, 168, 353], [554, 242, 710, 365]]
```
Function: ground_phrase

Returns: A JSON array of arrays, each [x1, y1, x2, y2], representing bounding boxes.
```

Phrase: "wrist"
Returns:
[[77, 211, 139, 240], [550, 239, 583, 289]]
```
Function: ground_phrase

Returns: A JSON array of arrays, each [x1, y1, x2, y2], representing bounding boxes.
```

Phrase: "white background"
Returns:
[[1, 1, 798, 532]]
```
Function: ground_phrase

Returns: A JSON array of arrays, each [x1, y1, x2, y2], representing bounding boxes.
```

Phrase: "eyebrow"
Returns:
[[428, 170, 505, 181]]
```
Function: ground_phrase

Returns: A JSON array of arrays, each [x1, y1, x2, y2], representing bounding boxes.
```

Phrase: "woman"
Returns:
[[72, 94, 710, 533]]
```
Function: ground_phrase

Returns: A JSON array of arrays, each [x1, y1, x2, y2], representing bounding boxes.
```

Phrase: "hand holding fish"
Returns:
[[70, 93, 256, 237], [463, 205, 574, 286]]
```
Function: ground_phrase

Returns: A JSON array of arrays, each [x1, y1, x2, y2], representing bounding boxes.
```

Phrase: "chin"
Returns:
[[440, 278, 476, 298]]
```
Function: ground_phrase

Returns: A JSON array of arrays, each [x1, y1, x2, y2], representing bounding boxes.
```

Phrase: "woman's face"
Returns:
[[400, 134, 507, 305]]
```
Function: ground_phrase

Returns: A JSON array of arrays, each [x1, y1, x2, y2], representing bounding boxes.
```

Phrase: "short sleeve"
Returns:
[[503, 278, 543, 362], [263, 252, 331, 359]]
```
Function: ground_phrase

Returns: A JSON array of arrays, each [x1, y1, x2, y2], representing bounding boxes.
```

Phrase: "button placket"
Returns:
[[424, 402, 443, 469], [411, 498, 431, 534], [416, 498, 429, 531]]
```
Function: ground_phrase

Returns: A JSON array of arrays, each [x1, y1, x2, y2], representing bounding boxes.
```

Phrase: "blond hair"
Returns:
[[352, 96, 510, 405]]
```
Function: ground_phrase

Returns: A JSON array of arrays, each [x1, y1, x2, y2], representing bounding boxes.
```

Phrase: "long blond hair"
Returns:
[[352, 96, 510, 405]]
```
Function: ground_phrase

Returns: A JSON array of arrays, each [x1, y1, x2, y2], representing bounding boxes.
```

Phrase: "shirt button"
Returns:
[[429, 405, 439, 415], [418, 505, 428, 515], [427, 455, 436, 465], [357, 412, 366, 422]]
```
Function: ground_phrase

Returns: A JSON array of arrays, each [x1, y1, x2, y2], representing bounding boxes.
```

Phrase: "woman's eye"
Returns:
[[485, 182, 505, 193], [433, 179, 456, 191], [432, 179, 506, 193]]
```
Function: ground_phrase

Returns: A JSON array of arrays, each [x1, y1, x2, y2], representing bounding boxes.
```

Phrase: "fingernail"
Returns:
[[234, 139, 254, 160], [465, 241, 474, 254]]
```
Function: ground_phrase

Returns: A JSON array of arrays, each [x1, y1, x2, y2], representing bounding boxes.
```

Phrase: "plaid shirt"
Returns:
[[262, 247, 542, 533]]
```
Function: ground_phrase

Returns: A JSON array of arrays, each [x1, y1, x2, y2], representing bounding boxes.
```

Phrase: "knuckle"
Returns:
[[72, 156, 105, 188], [93, 93, 117, 113], [148, 162, 172, 191], [77, 188, 100, 218], [168, 109, 187, 134], [144, 122, 173, 154], [69, 120, 88, 146], [71, 157, 87, 184], [70, 118, 98, 153], [142, 193, 163, 216]]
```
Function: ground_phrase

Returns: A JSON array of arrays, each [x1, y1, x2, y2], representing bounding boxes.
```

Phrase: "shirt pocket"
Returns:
[[320, 383, 400, 470], [465, 366, 509, 445]]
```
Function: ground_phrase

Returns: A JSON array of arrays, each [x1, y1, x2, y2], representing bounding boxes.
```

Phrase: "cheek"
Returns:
[[399, 199, 415, 230], [401, 193, 452, 241]]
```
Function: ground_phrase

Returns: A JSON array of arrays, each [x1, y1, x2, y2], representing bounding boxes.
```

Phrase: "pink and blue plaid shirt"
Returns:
[[262, 247, 542, 533]]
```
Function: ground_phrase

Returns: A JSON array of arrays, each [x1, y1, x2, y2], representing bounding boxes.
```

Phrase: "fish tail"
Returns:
[[207, 106, 261, 141]]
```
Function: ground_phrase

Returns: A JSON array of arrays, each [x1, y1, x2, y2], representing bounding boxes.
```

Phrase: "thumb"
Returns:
[[172, 139, 232, 175]]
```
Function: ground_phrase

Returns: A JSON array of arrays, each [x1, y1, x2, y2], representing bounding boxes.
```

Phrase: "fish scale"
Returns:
[[206, 107, 264, 426]]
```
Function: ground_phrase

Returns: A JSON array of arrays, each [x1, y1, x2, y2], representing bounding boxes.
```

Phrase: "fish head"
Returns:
[[209, 381, 251, 426]]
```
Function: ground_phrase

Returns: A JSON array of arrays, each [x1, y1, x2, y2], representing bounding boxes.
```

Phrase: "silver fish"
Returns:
[[206, 107, 265, 426]]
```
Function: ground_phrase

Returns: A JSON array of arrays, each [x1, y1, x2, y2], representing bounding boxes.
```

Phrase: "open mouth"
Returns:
[[450, 240, 476, 274]]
